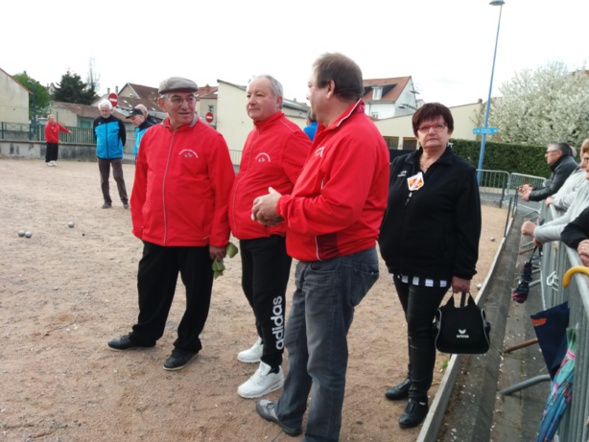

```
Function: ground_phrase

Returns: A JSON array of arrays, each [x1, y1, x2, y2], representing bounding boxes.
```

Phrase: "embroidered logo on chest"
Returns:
[[256, 153, 271, 162], [179, 149, 199, 159]]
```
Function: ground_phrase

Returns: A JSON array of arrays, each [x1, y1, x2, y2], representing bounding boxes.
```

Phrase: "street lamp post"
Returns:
[[477, 0, 505, 183], [27, 80, 37, 137]]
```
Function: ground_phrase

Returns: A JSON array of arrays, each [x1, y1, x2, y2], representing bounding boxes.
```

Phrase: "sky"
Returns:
[[2, 0, 587, 108]]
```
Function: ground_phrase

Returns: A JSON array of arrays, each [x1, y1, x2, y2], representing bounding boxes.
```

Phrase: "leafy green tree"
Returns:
[[52, 69, 98, 104], [12, 71, 51, 120], [490, 61, 589, 147]]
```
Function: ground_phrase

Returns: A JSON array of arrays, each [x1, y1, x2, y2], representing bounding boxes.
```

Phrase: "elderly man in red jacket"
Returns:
[[44, 115, 71, 166], [107, 77, 235, 371]]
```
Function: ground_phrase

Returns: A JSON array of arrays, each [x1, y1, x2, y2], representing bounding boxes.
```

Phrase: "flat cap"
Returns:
[[126, 108, 144, 119], [158, 77, 198, 94]]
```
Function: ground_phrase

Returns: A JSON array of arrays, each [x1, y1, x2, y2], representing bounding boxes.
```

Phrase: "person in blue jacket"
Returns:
[[302, 111, 317, 141], [127, 107, 155, 160], [93, 99, 129, 209]]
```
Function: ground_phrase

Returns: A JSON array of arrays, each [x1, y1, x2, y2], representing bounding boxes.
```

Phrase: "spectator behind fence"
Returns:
[[561, 206, 589, 267], [92, 100, 129, 209], [44, 114, 72, 167], [251, 52, 390, 441], [546, 139, 589, 212], [107, 77, 235, 371], [518, 142, 577, 202], [521, 149, 589, 246]]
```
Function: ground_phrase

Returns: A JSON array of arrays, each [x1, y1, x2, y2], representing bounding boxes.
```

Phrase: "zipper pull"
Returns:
[[405, 192, 413, 207]]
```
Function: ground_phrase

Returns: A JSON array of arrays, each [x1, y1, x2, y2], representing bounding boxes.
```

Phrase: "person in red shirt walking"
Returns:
[[230, 75, 311, 399], [43, 115, 71, 166]]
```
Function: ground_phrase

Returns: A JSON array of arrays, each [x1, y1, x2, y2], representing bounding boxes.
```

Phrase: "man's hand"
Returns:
[[451, 276, 471, 293], [545, 196, 554, 207], [209, 245, 226, 261], [521, 220, 536, 237], [577, 239, 589, 267], [252, 187, 284, 226], [521, 191, 531, 202]]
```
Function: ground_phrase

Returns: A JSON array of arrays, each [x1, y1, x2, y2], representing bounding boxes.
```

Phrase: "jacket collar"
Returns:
[[253, 111, 284, 130], [162, 113, 199, 131]]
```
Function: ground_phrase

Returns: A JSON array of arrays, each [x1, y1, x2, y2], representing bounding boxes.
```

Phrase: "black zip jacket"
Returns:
[[378, 146, 481, 280]]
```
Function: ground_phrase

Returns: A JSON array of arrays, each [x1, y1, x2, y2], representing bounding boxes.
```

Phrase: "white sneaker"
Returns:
[[237, 337, 263, 363], [238, 361, 284, 399], [51, 161, 57, 166]]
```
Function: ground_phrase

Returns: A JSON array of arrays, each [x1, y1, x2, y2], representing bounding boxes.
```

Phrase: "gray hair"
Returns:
[[250, 74, 283, 99], [97, 99, 112, 111]]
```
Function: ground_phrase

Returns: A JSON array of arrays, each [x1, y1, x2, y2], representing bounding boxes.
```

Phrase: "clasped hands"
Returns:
[[251, 187, 284, 226], [518, 184, 532, 202]]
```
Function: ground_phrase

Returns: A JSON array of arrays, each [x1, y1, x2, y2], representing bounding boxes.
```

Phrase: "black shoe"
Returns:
[[163, 348, 198, 371], [122, 202, 129, 209], [385, 378, 411, 401], [107, 334, 155, 351], [255, 400, 302, 437], [102, 202, 112, 209], [399, 398, 429, 429]]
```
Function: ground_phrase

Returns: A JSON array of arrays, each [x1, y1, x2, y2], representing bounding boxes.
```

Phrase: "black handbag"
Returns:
[[433, 292, 491, 354]]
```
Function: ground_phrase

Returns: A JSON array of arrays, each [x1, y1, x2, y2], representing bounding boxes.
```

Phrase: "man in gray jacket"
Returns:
[[519, 142, 578, 202]]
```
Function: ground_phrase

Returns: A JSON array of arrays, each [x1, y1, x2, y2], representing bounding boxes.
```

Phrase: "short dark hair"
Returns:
[[312, 53, 363, 101], [412, 103, 454, 136]]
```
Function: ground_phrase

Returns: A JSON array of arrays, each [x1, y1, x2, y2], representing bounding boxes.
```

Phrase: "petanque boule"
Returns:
[[477, 283, 482, 289], [18, 230, 25, 237], [68, 221, 75, 228], [24, 231, 32, 238], [490, 237, 495, 242]]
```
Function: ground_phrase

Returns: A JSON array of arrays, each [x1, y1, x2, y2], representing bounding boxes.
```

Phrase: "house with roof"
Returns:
[[0, 67, 29, 124], [363, 76, 421, 120]]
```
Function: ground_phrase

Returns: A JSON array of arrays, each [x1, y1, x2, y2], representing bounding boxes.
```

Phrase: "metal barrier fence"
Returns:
[[477, 169, 510, 208], [539, 204, 589, 442], [510, 172, 546, 216]]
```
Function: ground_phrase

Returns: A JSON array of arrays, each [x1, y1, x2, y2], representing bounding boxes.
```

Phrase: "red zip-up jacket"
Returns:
[[131, 116, 234, 248], [230, 112, 311, 240], [276, 101, 390, 262], [44, 122, 69, 143]]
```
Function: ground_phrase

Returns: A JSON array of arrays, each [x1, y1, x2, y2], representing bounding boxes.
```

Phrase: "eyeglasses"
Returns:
[[582, 156, 589, 162], [166, 94, 197, 106], [417, 123, 447, 133], [545, 149, 559, 155]]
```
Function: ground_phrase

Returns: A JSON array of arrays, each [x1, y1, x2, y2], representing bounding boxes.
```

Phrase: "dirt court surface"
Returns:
[[0, 159, 506, 442]]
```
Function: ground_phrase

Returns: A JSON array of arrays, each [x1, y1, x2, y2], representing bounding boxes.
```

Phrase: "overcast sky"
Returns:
[[3, 0, 587, 107]]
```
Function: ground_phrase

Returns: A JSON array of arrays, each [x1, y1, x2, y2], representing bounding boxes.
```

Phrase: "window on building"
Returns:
[[208, 105, 214, 113], [371, 112, 379, 119], [373, 87, 382, 100], [383, 137, 399, 150], [402, 138, 418, 150]]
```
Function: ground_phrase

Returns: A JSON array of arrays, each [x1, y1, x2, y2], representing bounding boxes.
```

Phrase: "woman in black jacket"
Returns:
[[378, 103, 482, 429]]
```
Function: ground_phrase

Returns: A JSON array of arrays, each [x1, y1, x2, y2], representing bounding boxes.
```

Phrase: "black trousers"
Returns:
[[46, 143, 59, 162], [98, 158, 128, 204], [393, 278, 448, 400], [130, 242, 214, 353], [240, 236, 292, 367]]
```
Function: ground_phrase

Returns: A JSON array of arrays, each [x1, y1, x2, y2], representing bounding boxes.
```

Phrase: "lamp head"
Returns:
[[490, 0, 505, 5]]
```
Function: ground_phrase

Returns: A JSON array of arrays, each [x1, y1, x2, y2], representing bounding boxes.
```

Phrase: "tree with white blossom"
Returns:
[[489, 61, 589, 147]]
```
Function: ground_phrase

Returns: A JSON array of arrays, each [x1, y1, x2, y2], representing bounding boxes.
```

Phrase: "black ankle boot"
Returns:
[[384, 378, 411, 400], [399, 398, 429, 429]]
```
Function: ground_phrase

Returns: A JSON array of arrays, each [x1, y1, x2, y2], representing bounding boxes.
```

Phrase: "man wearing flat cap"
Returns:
[[127, 107, 154, 160], [108, 76, 235, 372]]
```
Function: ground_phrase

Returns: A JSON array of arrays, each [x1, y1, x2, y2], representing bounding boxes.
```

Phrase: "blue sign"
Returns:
[[473, 127, 498, 135]]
